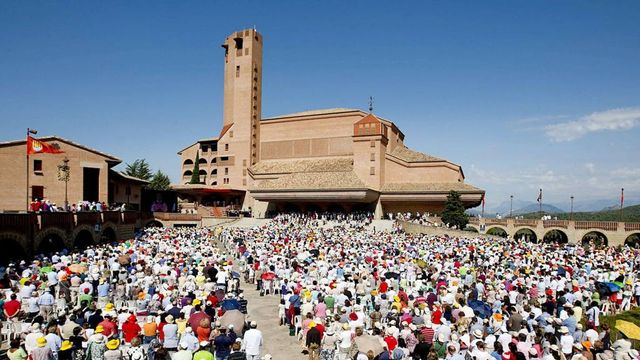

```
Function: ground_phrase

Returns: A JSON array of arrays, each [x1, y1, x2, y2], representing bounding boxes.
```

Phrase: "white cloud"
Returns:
[[544, 107, 640, 142], [584, 163, 595, 175]]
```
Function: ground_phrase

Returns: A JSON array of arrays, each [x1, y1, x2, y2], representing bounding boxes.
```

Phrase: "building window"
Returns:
[[236, 66, 240, 77], [32, 185, 44, 201], [243, 169, 247, 176], [225, 144, 229, 151], [229, 131, 233, 138], [370, 167, 375, 175], [243, 159, 247, 166], [221, 156, 229, 161], [242, 179, 247, 186], [201, 145, 208, 152], [33, 159, 43, 173], [225, 167, 229, 175], [370, 140, 375, 148], [370, 153, 375, 161]]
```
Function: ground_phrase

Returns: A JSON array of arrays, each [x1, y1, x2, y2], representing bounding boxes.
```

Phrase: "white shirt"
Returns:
[[243, 328, 263, 355]]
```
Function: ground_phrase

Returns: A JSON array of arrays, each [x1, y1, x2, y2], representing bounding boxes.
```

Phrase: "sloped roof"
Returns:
[[0, 136, 121, 163], [381, 182, 483, 193], [262, 108, 358, 120], [219, 123, 233, 139], [250, 158, 353, 174], [389, 146, 443, 162], [110, 170, 150, 184], [253, 171, 367, 190]]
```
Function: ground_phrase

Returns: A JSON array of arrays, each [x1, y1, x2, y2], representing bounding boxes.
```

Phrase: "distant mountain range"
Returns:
[[467, 197, 640, 218]]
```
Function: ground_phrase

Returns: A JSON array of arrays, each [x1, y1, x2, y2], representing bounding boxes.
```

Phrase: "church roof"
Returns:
[[250, 157, 353, 174], [253, 171, 367, 190], [389, 146, 443, 162], [381, 182, 483, 193], [262, 108, 358, 120]]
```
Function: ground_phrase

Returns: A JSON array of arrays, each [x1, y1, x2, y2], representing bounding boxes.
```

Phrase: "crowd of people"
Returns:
[[1, 227, 264, 360], [1, 211, 640, 360], [222, 213, 640, 359], [29, 199, 129, 213]]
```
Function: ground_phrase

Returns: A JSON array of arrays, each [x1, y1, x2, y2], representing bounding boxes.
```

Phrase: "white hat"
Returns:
[[558, 326, 568, 334], [473, 329, 483, 338]]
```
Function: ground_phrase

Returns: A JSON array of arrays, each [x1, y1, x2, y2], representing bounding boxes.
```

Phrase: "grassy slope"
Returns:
[[520, 204, 640, 222]]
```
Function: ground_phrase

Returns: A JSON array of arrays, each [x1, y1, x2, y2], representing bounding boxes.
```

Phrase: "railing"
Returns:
[[543, 220, 570, 229], [514, 219, 538, 227], [103, 211, 122, 224], [40, 213, 75, 230], [625, 223, 640, 232], [484, 219, 508, 225], [76, 212, 101, 225], [122, 211, 140, 224], [574, 221, 618, 231], [468, 218, 479, 225], [152, 212, 202, 221], [0, 213, 37, 232]]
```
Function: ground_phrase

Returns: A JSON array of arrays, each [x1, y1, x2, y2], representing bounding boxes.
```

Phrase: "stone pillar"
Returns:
[[374, 198, 383, 220]]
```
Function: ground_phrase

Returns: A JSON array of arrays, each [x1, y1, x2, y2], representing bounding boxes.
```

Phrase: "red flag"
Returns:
[[27, 136, 64, 155], [537, 189, 542, 203]]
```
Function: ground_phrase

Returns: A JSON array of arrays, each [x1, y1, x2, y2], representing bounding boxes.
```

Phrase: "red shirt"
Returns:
[[122, 321, 141, 343], [384, 336, 398, 351], [4, 299, 21, 317], [98, 320, 117, 338]]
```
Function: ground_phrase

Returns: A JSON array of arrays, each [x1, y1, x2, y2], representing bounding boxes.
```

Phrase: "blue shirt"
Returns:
[[97, 283, 110, 297]]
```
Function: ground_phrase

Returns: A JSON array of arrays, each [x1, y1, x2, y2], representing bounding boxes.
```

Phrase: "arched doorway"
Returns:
[[326, 203, 345, 213], [100, 227, 117, 243], [486, 227, 508, 238], [305, 203, 322, 214], [74, 230, 94, 250], [0, 238, 27, 265], [463, 226, 479, 233], [625, 233, 640, 248], [38, 233, 67, 255], [514, 228, 538, 243], [282, 203, 301, 213], [581, 231, 608, 247], [543, 229, 568, 244]]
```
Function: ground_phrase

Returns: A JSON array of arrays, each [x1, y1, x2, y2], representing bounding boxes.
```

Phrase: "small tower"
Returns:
[[221, 29, 262, 167]]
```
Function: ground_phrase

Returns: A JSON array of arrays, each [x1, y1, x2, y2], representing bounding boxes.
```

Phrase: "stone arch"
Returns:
[[581, 231, 608, 247], [0, 232, 29, 264], [100, 224, 117, 244], [198, 157, 207, 165], [624, 233, 640, 248], [144, 220, 164, 228], [514, 227, 538, 243], [486, 226, 508, 238], [70, 225, 96, 250], [183, 170, 193, 177], [543, 229, 568, 244], [183, 159, 194, 166], [35, 227, 70, 254], [211, 169, 217, 176], [464, 224, 480, 233]]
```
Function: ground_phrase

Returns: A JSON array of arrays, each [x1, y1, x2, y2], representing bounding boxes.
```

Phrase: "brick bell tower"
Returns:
[[221, 28, 262, 170]]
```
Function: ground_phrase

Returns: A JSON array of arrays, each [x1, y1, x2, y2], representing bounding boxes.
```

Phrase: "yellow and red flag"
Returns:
[[27, 136, 64, 155]]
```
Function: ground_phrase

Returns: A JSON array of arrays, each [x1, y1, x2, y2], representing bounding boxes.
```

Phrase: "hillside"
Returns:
[[520, 204, 640, 222]]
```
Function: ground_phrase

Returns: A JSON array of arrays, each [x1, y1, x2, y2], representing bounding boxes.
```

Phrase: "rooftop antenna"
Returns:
[[368, 96, 374, 113]]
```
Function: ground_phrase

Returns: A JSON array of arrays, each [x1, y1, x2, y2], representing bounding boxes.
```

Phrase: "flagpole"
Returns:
[[26, 128, 37, 212], [621, 188, 624, 221]]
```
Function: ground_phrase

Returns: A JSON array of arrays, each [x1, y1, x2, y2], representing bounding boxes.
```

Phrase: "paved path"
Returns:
[[242, 281, 307, 359]]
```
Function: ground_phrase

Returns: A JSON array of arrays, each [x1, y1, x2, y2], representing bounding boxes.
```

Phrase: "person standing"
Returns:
[[243, 321, 263, 360]]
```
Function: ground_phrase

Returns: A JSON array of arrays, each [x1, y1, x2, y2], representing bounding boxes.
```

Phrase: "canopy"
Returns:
[[616, 320, 640, 340], [468, 300, 492, 319], [219, 309, 246, 333], [261, 272, 276, 281], [221, 299, 241, 311]]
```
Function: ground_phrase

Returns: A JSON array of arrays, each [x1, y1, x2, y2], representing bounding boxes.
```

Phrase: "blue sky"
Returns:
[[2, 1, 639, 210]]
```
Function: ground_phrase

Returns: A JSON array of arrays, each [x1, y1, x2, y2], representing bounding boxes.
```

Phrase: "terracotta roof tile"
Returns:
[[250, 158, 353, 174], [381, 182, 483, 193], [389, 146, 443, 162], [253, 171, 367, 190]]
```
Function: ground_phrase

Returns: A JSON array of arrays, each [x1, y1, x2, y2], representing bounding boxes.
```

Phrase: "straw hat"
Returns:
[[37, 337, 47, 347], [104, 303, 115, 311], [165, 315, 174, 323], [95, 325, 104, 333], [106, 339, 120, 350], [60, 340, 73, 351]]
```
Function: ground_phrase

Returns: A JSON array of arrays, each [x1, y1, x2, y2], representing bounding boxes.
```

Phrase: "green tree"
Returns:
[[124, 159, 153, 181], [441, 190, 469, 229], [148, 170, 171, 191], [190, 152, 201, 184]]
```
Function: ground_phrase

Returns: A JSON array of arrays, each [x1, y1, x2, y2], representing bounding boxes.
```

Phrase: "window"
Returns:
[[370, 167, 375, 175], [243, 169, 247, 176], [225, 168, 229, 175], [229, 131, 234, 138], [236, 66, 240, 78], [32, 186, 44, 201], [243, 159, 247, 166], [370, 140, 375, 148], [33, 159, 42, 173], [234, 37, 243, 50], [225, 144, 229, 151], [221, 156, 229, 161], [242, 179, 247, 186], [370, 153, 375, 161], [201, 145, 208, 152]]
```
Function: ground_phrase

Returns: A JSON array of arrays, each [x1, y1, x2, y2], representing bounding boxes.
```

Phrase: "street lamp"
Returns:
[[57, 157, 71, 211], [510, 195, 514, 218], [570, 196, 574, 221]]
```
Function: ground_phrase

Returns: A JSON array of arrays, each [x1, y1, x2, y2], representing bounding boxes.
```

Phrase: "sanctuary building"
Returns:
[[175, 29, 484, 217]]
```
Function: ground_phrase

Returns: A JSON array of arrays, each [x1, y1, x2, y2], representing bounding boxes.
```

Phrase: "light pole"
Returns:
[[570, 195, 574, 221], [57, 157, 71, 211], [510, 195, 513, 218]]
